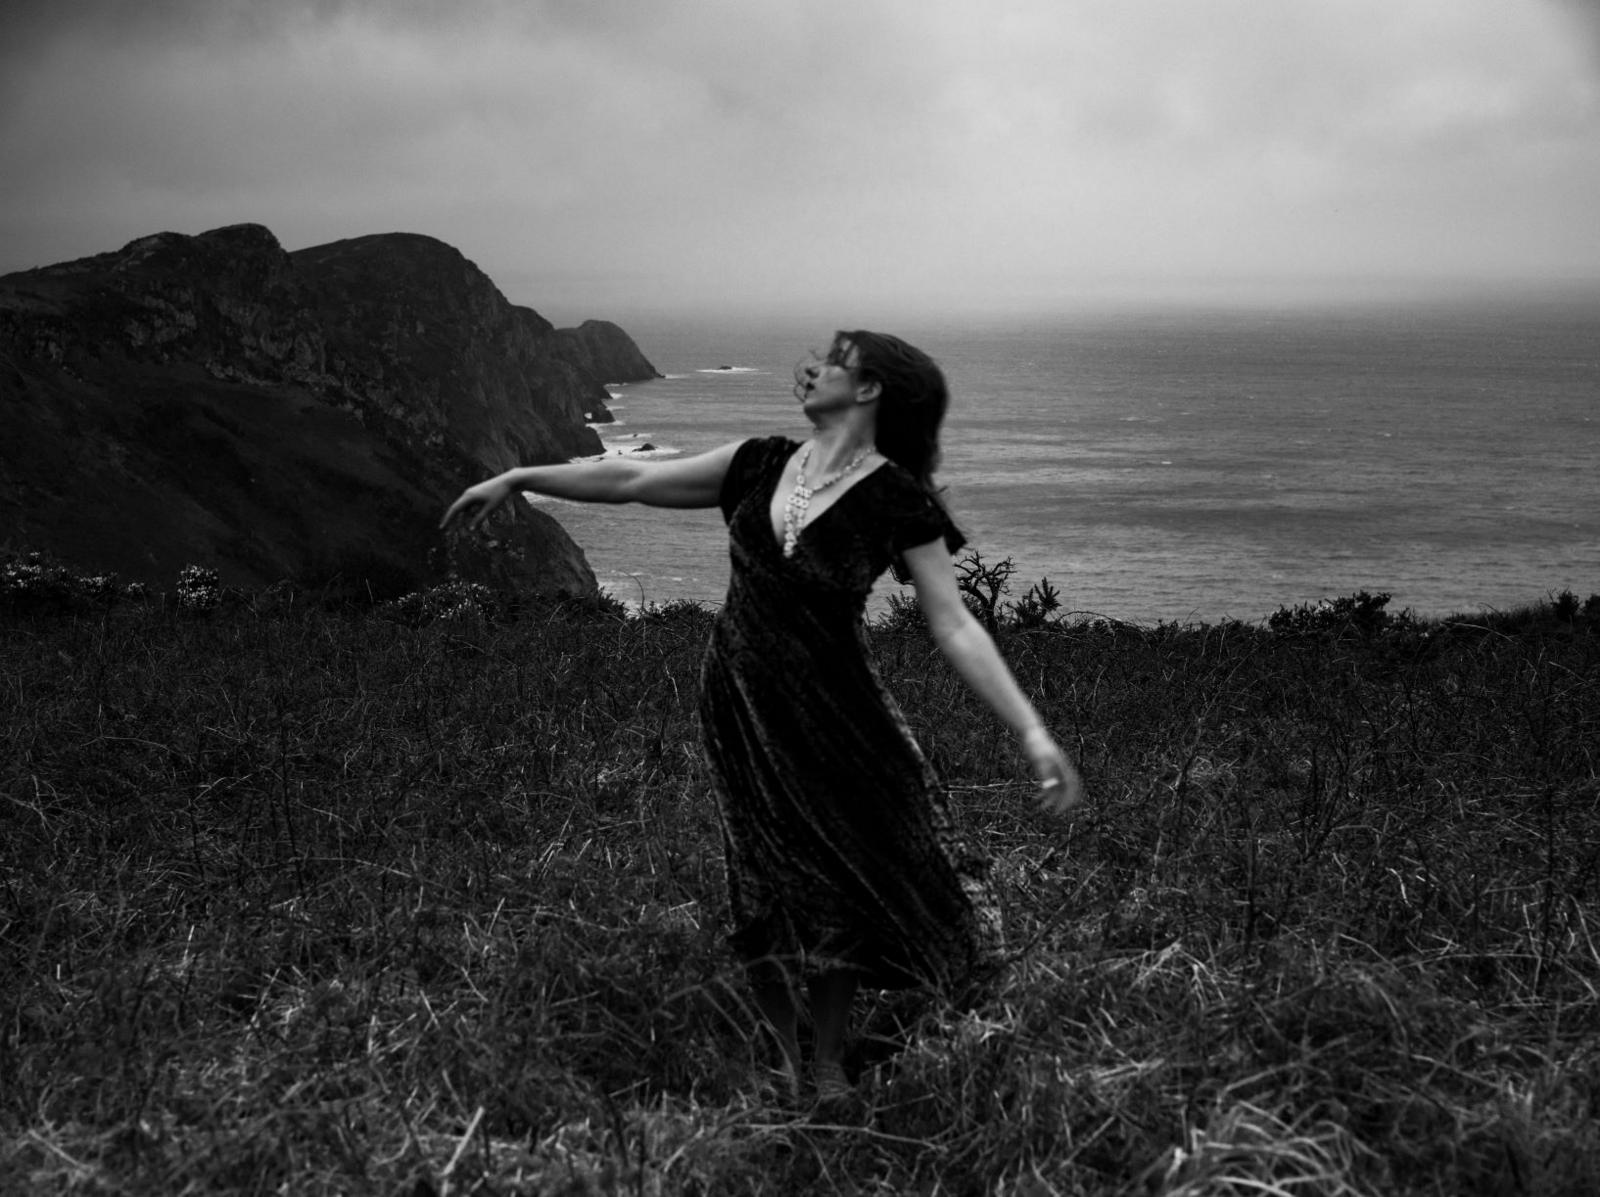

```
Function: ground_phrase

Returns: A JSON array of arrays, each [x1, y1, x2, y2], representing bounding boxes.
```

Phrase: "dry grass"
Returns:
[[2, 592, 1597, 1194]]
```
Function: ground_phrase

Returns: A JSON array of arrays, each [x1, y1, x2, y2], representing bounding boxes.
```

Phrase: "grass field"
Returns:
[[2, 564, 1597, 1194]]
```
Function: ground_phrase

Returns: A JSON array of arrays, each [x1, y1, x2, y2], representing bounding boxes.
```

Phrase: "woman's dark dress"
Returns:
[[699, 436, 1001, 993]]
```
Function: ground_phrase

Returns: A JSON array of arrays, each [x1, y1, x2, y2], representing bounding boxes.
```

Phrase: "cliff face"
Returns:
[[551, 320, 664, 389], [0, 223, 659, 599]]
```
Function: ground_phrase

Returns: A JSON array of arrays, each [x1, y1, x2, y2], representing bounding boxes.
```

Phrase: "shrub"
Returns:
[[174, 564, 224, 613], [1441, 591, 1600, 638], [1267, 590, 1414, 639], [954, 549, 1016, 632], [876, 591, 928, 635], [0, 550, 147, 616], [1548, 588, 1600, 628], [1009, 577, 1062, 630], [635, 597, 715, 631], [939, 550, 1065, 632], [376, 577, 499, 626], [589, 589, 632, 620]]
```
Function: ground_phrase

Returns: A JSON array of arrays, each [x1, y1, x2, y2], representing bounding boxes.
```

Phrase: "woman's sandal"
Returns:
[[812, 1060, 852, 1103]]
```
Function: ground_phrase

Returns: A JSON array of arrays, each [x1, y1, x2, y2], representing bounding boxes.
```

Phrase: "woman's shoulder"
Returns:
[[719, 436, 800, 519], [871, 459, 966, 554], [871, 457, 935, 502], [875, 455, 918, 484], [734, 435, 801, 467]]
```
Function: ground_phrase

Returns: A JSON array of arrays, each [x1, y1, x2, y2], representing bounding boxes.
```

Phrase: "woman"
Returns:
[[441, 330, 1083, 1101]]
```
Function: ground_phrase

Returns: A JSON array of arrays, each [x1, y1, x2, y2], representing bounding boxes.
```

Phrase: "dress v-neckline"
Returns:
[[765, 445, 890, 558]]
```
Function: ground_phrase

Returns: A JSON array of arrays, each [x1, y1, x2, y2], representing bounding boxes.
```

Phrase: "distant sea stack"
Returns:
[[0, 223, 660, 600]]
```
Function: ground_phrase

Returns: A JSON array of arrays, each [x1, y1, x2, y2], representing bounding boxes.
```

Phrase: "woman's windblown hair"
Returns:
[[837, 329, 963, 572], [838, 329, 949, 491]]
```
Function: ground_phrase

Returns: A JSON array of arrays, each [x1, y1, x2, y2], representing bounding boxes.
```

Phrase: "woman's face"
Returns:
[[794, 338, 865, 413]]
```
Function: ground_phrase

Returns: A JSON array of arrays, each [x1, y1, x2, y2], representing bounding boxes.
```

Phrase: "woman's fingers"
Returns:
[[1041, 766, 1085, 813], [441, 483, 503, 530], [439, 495, 469, 529], [1034, 750, 1085, 814]]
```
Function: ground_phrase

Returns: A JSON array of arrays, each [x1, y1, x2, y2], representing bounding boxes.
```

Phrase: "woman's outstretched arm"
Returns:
[[440, 440, 745, 531], [902, 538, 1085, 813]]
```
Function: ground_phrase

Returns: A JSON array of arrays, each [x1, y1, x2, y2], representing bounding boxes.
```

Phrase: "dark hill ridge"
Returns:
[[0, 223, 660, 599]]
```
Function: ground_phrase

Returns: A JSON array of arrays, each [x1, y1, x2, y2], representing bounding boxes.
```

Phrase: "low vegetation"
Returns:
[[2, 550, 1597, 1194]]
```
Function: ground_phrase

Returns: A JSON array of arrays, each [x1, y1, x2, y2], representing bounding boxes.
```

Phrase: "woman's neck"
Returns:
[[806, 416, 878, 475]]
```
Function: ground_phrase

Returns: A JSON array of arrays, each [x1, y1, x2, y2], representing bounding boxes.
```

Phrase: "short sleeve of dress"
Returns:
[[887, 471, 967, 561], [719, 436, 796, 524]]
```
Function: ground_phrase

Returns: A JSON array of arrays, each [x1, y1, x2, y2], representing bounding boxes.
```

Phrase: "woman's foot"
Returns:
[[751, 979, 804, 1106], [807, 969, 858, 1104], [813, 1058, 852, 1102]]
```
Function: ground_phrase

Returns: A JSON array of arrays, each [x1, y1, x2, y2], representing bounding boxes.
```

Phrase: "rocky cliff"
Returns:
[[550, 320, 662, 391], [0, 223, 660, 600]]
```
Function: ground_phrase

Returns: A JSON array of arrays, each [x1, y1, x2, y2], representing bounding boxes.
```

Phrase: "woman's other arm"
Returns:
[[440, 440, 744, 531], [903, 538, 1085, 813]]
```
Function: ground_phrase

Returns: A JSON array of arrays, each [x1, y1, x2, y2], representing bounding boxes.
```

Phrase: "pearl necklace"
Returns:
[[781, 442, 874, 557]]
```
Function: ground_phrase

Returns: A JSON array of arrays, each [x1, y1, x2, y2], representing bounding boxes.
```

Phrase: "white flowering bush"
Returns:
[[377, 578, 499, 627], [174, 564, 224, 613], [0, 551, 148, 615]]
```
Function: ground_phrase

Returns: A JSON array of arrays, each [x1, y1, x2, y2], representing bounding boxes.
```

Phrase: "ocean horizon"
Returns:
[[526, 294, 1599, 624]]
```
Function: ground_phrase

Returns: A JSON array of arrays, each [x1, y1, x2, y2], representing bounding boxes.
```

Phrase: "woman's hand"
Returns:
[[440, 474, 518, 532], [1022, 726, 1085, 814]]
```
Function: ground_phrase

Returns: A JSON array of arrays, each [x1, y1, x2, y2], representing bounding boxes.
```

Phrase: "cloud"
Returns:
[[1553, 0, 1600, 61], [2, 0, 1596, 315]]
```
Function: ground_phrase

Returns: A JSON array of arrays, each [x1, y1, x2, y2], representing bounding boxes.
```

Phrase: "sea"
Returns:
[[527, 294, 1599, 624]]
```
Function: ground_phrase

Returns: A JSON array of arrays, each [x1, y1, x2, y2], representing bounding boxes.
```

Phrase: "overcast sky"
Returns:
[[3, 0, 1597, 321]]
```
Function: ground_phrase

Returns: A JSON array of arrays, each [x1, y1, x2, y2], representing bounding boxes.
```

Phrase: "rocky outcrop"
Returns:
[[551, 320, 663, 391], [0, 223, 659, 600]]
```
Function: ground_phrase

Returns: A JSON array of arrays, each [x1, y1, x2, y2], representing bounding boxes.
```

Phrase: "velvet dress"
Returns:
[[698, 436, 1002, 994]]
